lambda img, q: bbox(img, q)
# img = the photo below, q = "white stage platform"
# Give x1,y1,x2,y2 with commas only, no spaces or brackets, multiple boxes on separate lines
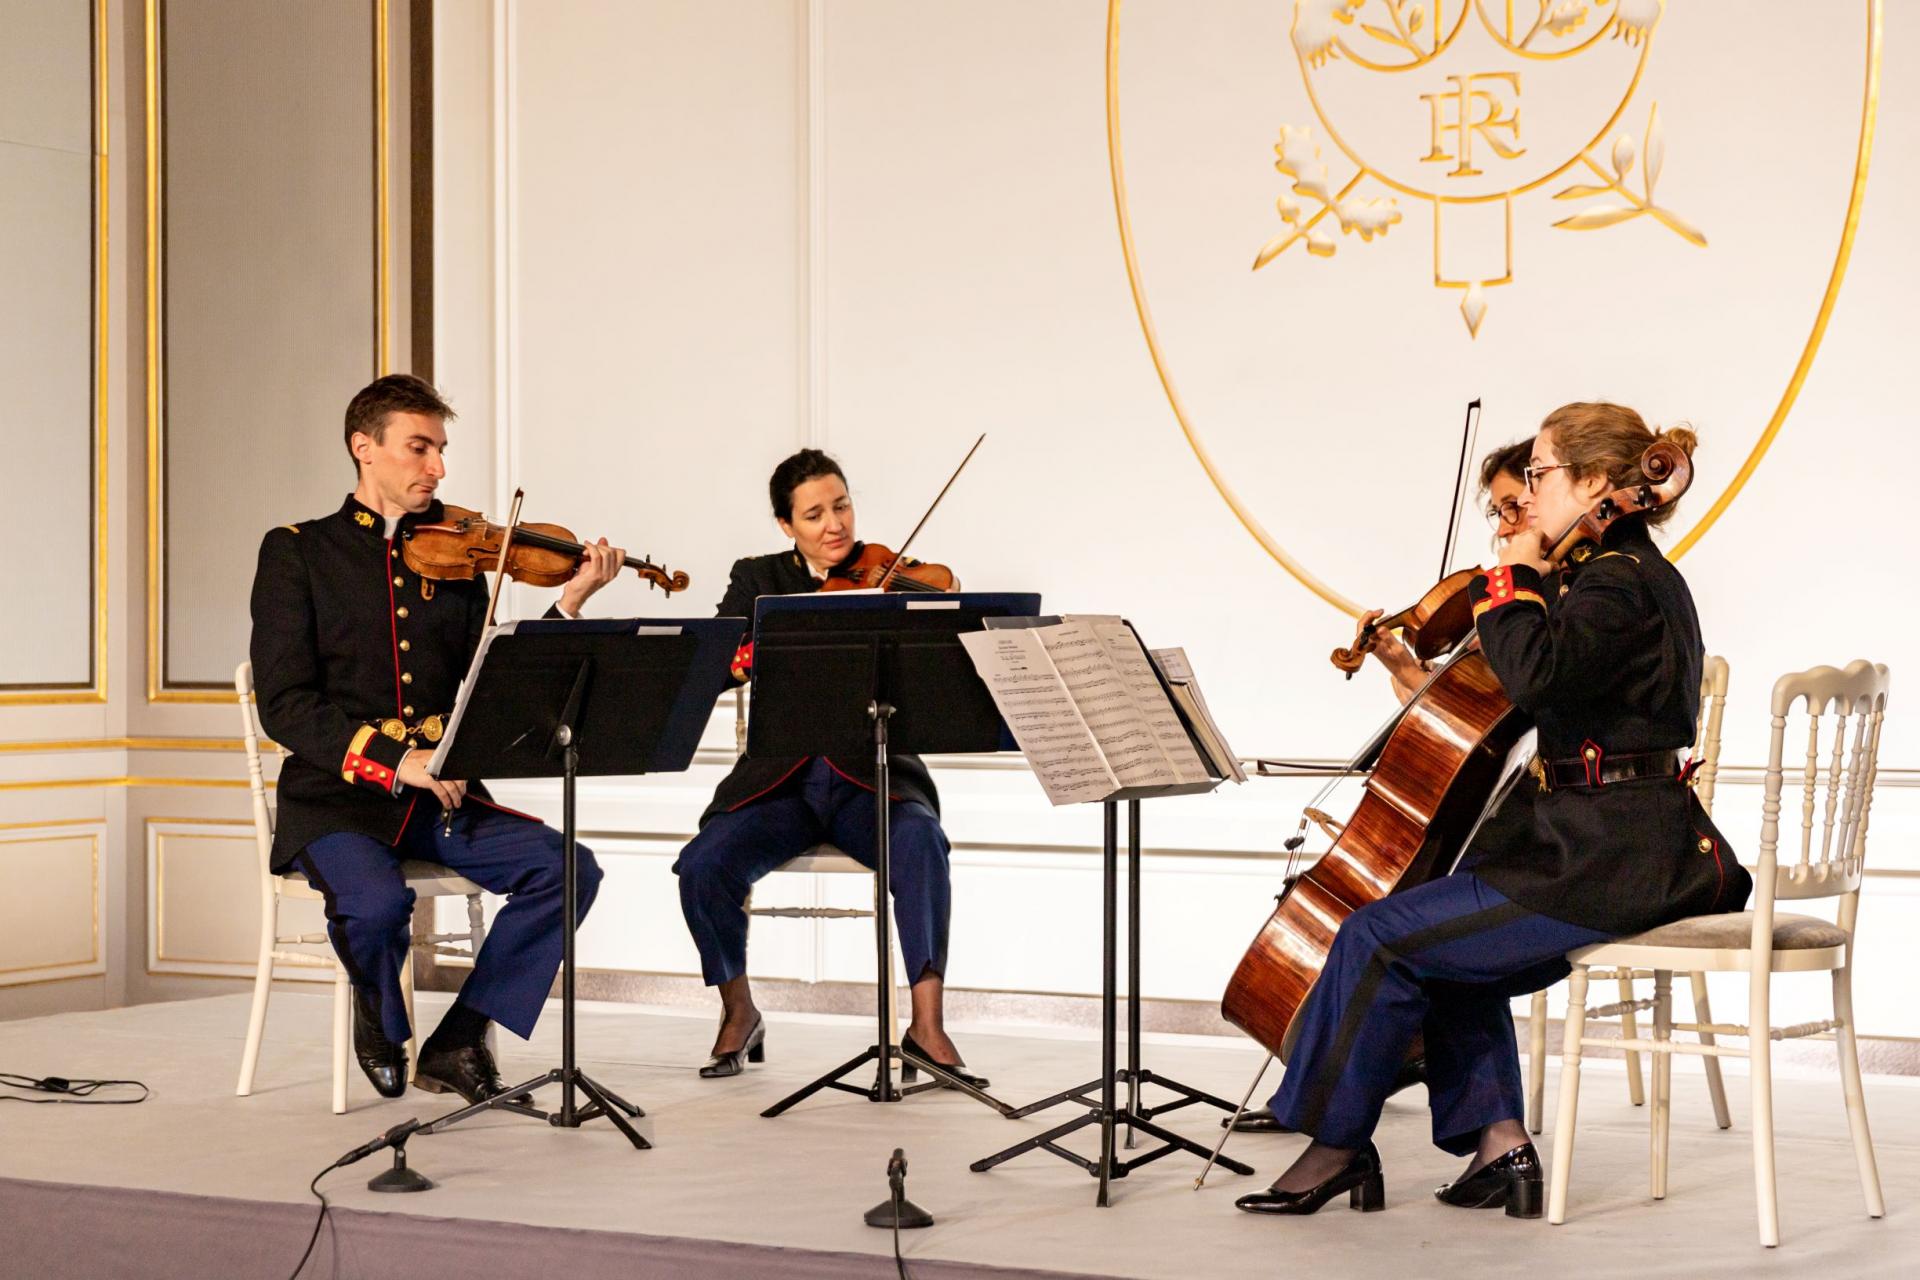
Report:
0,992,1910,1278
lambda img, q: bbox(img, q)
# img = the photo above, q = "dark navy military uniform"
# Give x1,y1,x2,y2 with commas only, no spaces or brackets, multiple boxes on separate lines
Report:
1270,517,1752,1154
673,544,951,986
249,495,601,1043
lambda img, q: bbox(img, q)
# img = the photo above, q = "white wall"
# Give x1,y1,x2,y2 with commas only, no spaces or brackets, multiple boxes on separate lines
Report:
427,0,1917,1039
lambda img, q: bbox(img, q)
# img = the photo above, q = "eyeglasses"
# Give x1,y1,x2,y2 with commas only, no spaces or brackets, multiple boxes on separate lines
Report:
1524,462,1570,493
1483,498,1525,530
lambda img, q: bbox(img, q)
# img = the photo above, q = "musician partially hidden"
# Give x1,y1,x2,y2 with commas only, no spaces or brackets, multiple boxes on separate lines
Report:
250,374,625,1104
1235,403,1752,1218
672,448,987,1087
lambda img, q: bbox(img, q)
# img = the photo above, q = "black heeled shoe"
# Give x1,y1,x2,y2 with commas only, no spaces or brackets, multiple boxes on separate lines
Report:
1434,1142,1543,1219
698,1016,766,1079
1235,1142,1385,1216
898,1033,990,1090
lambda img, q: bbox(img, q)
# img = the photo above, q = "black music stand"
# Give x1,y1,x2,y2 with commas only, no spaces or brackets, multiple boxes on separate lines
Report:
748,591,1039,1120
413,617,740,1153
968,628,1255,1205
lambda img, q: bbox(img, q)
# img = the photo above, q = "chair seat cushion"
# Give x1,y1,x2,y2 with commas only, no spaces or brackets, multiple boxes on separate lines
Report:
1618,910,1848,951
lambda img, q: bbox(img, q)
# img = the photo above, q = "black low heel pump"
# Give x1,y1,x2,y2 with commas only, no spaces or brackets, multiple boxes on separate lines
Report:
698,1016,766,1079
1235,1143,1385,1216
1434,1142,1544,1219
898,1033,990,1090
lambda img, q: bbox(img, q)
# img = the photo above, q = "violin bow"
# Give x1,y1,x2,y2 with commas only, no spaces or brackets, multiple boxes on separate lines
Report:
1439,398,1481,580
876,432,986,588
482,488,526,629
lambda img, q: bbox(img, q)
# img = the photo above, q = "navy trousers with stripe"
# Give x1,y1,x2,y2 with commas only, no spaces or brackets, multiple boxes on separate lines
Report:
1269,872,1612,1156
673,758,951,988
299,804,600,1044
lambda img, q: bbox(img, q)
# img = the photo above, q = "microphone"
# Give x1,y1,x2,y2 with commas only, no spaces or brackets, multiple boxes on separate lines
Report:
336,1118,422,1168
887,1147,907,1189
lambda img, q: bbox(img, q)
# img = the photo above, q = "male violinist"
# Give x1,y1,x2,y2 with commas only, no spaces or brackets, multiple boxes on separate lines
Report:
671,448,987,1088
250,374,625,1103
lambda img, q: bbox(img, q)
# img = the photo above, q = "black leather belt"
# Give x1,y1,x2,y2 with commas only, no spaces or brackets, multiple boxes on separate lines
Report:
1539,746,1687,792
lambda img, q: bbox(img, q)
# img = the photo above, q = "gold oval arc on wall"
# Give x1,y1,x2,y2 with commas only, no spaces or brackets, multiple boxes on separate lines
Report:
1104,0,1884,617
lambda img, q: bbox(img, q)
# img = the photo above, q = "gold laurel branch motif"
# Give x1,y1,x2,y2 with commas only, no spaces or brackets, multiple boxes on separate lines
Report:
1550,102,1706,245
1254,124,1402,270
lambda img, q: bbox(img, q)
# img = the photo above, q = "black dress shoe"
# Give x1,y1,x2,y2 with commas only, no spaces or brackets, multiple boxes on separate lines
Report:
1223,1106,1297,1134
352,989,407,1098
1389,1056,1428,1097
698,1016,766,1079
413,1041,514,1106
1235,1142,1385,1215
899,1033,990,1090
1434,1142,1543,1219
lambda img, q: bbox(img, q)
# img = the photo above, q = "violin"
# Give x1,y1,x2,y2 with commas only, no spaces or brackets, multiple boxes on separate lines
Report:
1221,439,1694,1066
819,432,985,594
1330,440,1692,678
402,503,690,594
820,544,957,593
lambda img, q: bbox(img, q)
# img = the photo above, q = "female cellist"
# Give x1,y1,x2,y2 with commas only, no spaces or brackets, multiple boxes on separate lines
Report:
1235,403,1752,1218
671,448,987,1088
1228,437,1535,1138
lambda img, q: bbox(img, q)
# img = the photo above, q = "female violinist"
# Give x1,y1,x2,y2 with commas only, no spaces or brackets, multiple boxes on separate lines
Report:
672,448,986,1088
1236,403,1752,1219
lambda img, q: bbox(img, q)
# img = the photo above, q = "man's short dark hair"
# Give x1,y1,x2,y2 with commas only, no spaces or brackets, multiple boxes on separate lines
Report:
1478,439,1531,493
769,448,846,521
343,374,457,467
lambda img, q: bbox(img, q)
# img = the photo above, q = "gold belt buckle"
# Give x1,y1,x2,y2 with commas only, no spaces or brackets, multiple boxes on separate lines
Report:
1528,756,1550,793
378,718,406,741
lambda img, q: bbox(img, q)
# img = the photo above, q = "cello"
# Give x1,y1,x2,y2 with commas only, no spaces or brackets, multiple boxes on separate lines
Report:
1219,437,1694,1069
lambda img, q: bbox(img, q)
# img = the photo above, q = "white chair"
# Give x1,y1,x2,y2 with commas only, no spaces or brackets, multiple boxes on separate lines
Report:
1527,655,1734,1132
732,689,902,1031
233,661,492,1113
1547,659,1890,1247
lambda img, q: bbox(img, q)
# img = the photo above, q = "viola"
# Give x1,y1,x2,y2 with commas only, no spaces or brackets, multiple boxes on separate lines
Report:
1221,439,1694,1064
402,503,690,595
1330,440,1692,680
820,543,957,593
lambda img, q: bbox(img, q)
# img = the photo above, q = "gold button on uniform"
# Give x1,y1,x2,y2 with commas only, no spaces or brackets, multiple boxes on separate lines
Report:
394,576,404,587
403,705,414,715
401,672,413,685
397,607,409,618
399,640,410,651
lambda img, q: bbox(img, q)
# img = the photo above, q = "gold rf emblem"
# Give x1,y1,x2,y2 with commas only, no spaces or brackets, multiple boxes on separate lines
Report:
1255,0,1703,337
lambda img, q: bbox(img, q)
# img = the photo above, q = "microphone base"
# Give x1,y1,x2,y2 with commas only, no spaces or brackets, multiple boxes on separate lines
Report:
368,1146,434,1194
864,1194,933,1230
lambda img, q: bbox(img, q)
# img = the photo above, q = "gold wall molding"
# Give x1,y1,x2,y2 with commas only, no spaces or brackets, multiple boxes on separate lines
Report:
0,736,268,754
150,820,255,968
2,0,110,704
0,775,259,793
143,0,391,701
1103,0,1884,614
0,830,102,979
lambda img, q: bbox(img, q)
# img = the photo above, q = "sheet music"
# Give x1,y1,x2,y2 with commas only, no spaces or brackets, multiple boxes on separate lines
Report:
1148,646,1247,783
958,629,1118,804
428,619,520,775
1033,618,1176,789
1077,618,1210,785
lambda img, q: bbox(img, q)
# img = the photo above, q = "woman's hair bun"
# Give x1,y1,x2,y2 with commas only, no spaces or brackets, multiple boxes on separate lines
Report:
1656,423,1698,458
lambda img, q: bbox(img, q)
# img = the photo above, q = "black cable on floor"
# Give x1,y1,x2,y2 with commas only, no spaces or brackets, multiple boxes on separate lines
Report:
891,1182,910,1280
289,1160,341,1280
0,1072,149,1105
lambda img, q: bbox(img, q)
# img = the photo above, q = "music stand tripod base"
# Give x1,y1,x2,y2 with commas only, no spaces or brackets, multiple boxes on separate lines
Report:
968,798,1255,1205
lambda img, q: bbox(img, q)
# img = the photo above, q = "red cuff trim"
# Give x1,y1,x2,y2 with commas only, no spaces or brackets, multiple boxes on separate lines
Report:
731,638,754,678
1473,566,1547,618
341,725,396,790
